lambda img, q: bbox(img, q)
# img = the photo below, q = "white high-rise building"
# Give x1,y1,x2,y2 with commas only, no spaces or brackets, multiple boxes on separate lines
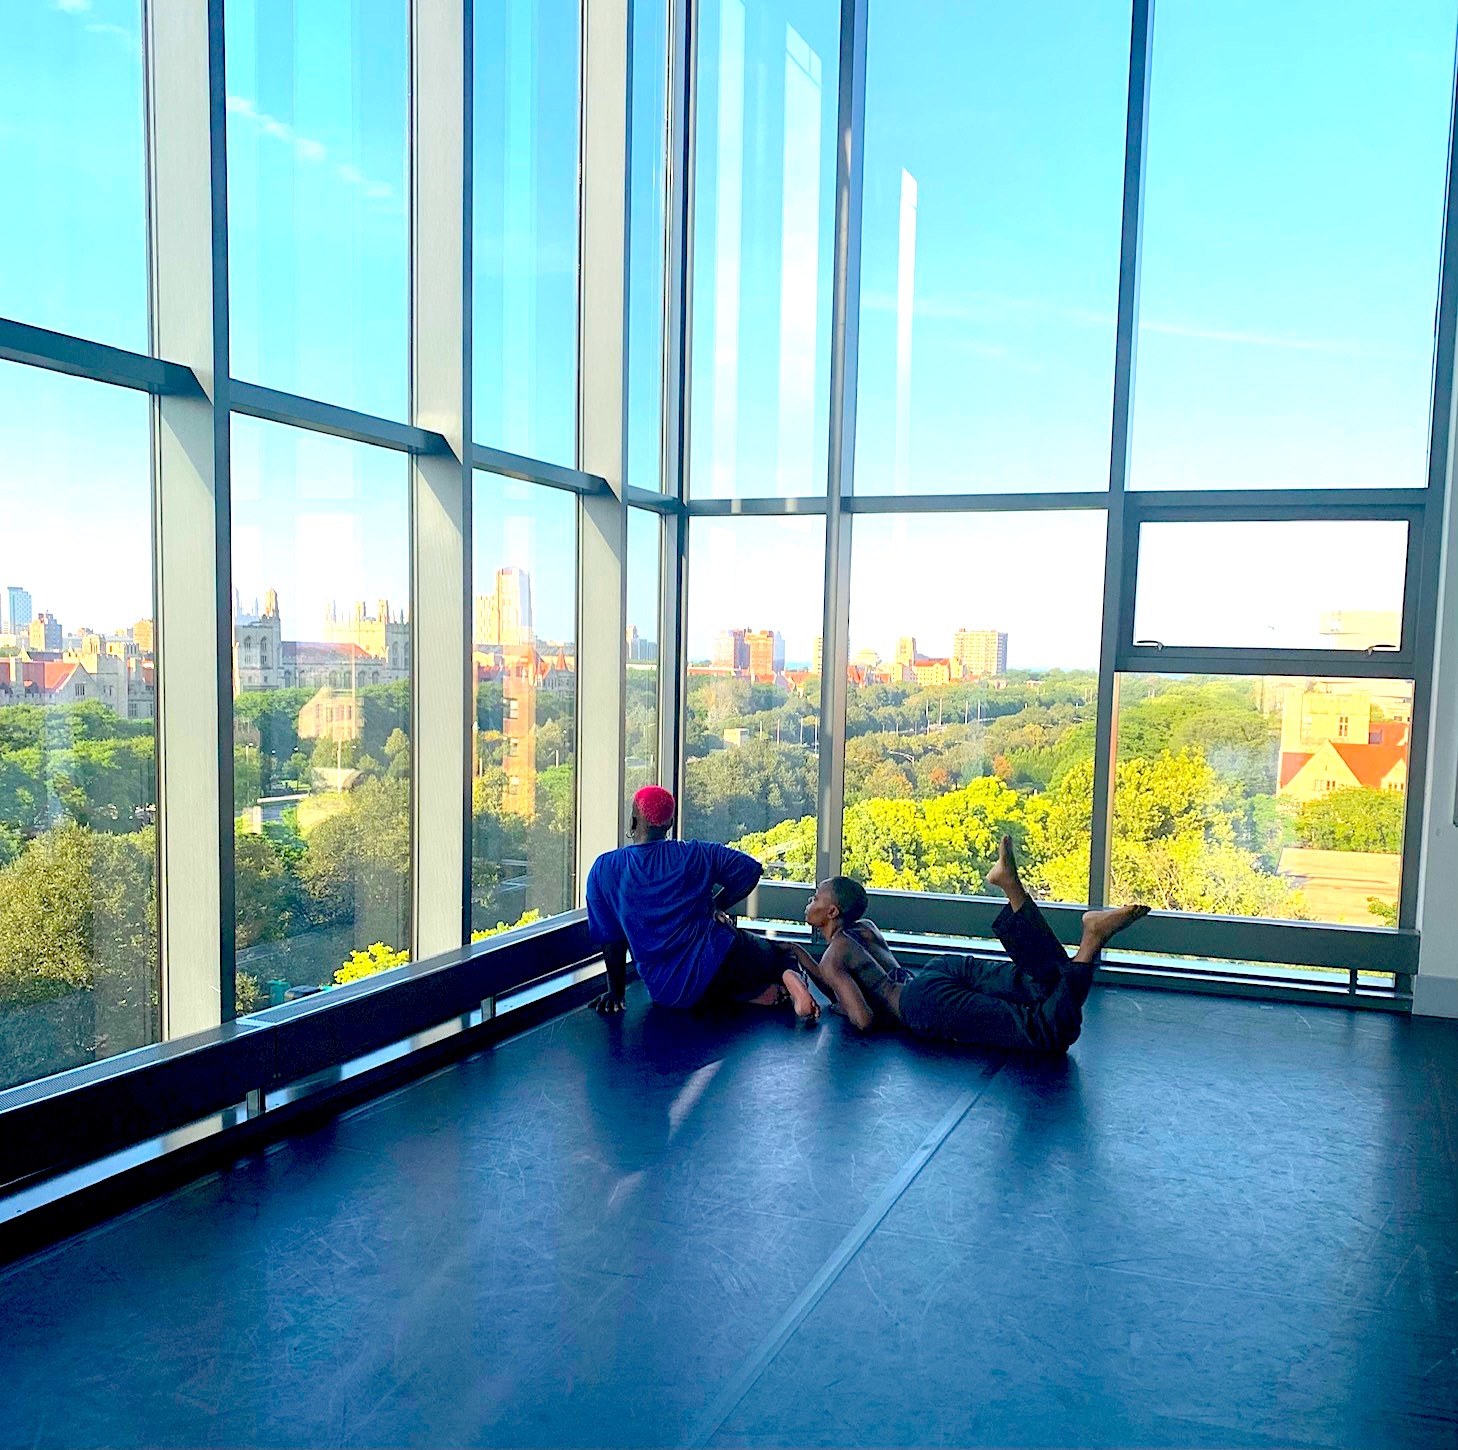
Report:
952,629,1008,678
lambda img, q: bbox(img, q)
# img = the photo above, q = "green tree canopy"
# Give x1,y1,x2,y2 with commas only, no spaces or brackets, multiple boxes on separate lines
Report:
0,823,159,1052
1296,787,1405,854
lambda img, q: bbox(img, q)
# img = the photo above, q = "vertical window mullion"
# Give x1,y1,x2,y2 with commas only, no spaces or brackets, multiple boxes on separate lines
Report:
1088,0,1154,910
146,0,235,1030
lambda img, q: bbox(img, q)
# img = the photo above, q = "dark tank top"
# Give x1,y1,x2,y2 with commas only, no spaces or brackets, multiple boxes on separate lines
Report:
840,924,915,1025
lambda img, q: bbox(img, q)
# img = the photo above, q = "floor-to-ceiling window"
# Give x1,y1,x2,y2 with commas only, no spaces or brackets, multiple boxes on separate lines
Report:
224,2,415,1006
679,0,1457,997
469,0,587,939
1108,0,1452,956
0,4,158,1089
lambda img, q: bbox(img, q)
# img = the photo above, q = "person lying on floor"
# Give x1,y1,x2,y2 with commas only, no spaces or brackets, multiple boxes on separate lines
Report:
586,784,818,1022
785,836,1148,1053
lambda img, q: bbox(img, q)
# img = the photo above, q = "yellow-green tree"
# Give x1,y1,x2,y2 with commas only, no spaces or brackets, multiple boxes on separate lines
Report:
335,941,410,985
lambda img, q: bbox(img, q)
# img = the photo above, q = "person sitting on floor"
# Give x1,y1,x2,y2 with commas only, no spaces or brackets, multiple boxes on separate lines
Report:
786,835,1148,1053
586,785,818,1022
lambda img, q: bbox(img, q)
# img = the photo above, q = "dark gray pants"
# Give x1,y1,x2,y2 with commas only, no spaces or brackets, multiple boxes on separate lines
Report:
896,901,1092,1053
696,926,793,1006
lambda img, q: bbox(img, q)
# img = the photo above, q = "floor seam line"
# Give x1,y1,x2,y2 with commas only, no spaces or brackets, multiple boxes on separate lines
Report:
680,1055,1007,1449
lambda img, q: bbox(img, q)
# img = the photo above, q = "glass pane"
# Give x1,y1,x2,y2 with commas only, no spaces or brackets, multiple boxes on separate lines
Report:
0,366,158,1090
226,0,409,419
689,0,838,498
1133,521,1408,651
626,509,663,800
231,418,412,1008
843,513,1105,903
855,2,1129,495
1130,0,1457,490
474,0,581,466
472,475,578,933
1110,674,1412,926
682,516,824,878
0,1,147,350
629,0,671,490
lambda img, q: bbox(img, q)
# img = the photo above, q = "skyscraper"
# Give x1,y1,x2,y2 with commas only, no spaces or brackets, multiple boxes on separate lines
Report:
28,612,62,652
495,567,532,646
476,567,534,647
745,629,784,677
714,628,749,671
625,625,658,663
953,628,1008,678
6,586,32,635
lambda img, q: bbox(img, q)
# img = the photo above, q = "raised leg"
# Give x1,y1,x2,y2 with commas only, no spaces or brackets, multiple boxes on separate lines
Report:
984,833,1029,913
1074,904,1150,963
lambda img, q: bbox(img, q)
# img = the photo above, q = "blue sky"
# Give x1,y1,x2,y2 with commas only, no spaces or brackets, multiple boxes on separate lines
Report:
2,0,1455,669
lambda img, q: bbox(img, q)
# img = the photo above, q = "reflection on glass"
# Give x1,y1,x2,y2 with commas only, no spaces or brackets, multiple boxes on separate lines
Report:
474,0,581,466
1110,674,1412,927
1133,520,1409,651
226,0,409,419
1130,0,1456,489
0,1,147,349
629,0,671,489
689,0,838,498
682,516,824,878
230,418,411,1009
855,2,1128,495
626,509,663,800
842,513,1106,902
0,366,158,1090
472,474,578,931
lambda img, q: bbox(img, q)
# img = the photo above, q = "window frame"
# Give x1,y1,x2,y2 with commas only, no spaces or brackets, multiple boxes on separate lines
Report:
0,0,1455,1098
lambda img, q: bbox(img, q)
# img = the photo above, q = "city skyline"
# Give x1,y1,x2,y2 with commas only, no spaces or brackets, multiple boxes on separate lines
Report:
8,556,1404,690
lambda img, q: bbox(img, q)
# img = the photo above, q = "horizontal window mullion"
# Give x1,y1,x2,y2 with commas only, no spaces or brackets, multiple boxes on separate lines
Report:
626,485,685,515
1115,647,1415,678
845,491,1113,515
684,495,829,517
0,317,198,396
1127,489,1428,522
471,443,611,496
231,382,442,455
749,881,1418,975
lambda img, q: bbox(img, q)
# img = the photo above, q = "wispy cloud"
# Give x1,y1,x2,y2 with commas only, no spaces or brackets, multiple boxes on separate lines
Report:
1138,318,1360,355
862,288,1115,330
50,1,140,55
226,94,398,204
864,287,1367,357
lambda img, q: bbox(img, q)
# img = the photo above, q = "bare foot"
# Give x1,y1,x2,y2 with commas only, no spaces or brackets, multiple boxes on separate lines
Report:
985,834,1028,911
782,968,820,1023
1078,903,1150,955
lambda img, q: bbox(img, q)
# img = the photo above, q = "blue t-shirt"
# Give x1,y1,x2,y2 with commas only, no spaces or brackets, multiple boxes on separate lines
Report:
586,839,764,1008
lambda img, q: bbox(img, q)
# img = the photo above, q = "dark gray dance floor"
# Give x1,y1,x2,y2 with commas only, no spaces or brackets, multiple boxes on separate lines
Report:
2,983,1456,1448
